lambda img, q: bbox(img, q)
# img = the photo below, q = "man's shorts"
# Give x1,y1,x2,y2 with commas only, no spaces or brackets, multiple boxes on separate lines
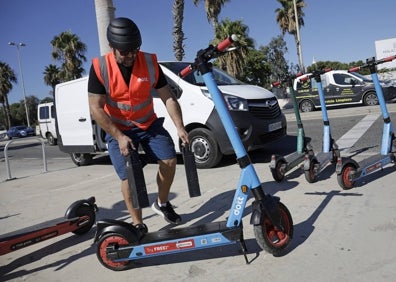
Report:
106,118,176,180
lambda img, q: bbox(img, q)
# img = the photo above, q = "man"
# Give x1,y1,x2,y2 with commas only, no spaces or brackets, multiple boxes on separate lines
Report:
88,17,189,234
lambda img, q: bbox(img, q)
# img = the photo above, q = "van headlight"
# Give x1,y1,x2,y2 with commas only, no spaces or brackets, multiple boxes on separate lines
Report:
224,94,248,111
201,90,248,111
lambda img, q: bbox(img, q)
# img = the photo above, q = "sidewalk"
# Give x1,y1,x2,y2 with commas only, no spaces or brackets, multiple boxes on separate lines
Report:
1,152,396,281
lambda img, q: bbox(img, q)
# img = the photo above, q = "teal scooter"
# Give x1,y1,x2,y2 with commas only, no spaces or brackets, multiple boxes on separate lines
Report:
269,76,314,181
336,56,396,189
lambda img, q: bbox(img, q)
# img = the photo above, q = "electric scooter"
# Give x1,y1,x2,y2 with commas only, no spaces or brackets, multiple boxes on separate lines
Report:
0,196,97,255
336,55,396,189
301,69,340,183
269,76,314,181
94,35,294,271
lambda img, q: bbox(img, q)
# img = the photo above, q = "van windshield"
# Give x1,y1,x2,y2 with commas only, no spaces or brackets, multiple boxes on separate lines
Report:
159,62,244,86
350,72,373,83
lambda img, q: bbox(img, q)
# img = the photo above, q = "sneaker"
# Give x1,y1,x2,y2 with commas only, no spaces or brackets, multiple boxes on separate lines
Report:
134,223,148,235
151,201,182,224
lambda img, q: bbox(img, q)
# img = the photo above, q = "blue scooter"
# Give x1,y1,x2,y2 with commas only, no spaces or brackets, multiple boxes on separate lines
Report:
301,69,340,183
270,75,314,181
94,35,294,271
336,55,396,189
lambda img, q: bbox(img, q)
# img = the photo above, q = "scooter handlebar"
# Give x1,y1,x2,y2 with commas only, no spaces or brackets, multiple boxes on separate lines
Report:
349,55,396,72
179,34,238,78
271,72,304,87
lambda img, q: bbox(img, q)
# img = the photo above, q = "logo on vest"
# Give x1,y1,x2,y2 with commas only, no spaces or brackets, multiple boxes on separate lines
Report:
139,77,149,82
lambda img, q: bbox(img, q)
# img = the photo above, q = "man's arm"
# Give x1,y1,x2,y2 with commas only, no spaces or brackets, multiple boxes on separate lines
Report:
88,93,133,155
156,85,189,145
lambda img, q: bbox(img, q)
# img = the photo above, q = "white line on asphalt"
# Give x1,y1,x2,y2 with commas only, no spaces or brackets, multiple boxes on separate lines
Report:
336,112,380,152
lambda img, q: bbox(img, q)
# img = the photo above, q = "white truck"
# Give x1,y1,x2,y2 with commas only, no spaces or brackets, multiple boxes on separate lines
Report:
37,102,57,145
293,70,396,112
55,62,287,168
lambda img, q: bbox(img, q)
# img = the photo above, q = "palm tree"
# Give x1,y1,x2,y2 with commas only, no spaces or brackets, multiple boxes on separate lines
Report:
94,0,115,55
172,0,185,61
0,61,17,129
43,64,61,98
213,18,254,79
275,0,306,72
193,0,230,32
51,31,87,81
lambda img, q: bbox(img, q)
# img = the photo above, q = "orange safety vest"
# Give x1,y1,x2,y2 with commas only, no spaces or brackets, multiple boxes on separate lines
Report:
92,51,159,130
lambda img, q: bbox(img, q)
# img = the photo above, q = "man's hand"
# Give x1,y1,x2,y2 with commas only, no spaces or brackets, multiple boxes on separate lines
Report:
117,134,135,156
178,127,189,146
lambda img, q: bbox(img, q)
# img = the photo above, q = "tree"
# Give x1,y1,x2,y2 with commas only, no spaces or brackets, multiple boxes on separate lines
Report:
212,18,254,79
240,36,289,89
241,48,272,87
43,64,61,98
51,31,87,81
262,35,290,83
194,0,230,31
0,61,17,129
172,0,185,61
94,0,115,55
275,0,306,72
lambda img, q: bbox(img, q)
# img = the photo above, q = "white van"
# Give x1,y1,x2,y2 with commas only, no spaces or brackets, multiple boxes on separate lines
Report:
55,62,286,168
37,102,57,145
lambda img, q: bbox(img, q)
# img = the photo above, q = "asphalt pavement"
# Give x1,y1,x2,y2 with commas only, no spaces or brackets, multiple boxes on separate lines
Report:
1,108,396,282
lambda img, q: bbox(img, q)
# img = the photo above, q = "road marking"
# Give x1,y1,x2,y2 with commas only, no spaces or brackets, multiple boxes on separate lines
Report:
336,112,380,152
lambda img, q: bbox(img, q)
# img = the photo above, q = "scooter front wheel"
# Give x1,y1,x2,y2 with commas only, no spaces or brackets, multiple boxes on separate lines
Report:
253,202,293,256
271,159,286,182
337,163,357,190
72,205,96,235
97,233,131,271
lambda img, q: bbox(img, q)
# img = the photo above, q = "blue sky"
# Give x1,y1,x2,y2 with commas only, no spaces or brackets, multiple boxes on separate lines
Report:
1,0,395,104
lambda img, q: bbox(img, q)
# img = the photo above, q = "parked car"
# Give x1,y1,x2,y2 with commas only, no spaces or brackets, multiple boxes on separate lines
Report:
6,126,35,139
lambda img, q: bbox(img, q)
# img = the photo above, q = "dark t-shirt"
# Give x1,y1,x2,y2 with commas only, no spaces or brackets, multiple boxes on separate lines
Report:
88,59,168,94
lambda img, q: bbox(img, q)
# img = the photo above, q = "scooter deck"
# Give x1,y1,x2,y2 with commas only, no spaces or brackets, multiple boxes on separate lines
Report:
0,216,85,255
102,220,244,262
140,221,241,245
353,153,395,179
284,151,305,169
0,216,78,242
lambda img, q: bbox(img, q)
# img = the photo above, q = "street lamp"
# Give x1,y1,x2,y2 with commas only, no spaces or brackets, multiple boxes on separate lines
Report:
8,41,31,127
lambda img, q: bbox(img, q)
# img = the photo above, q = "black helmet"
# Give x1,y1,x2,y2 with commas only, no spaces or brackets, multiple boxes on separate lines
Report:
107,17,142,50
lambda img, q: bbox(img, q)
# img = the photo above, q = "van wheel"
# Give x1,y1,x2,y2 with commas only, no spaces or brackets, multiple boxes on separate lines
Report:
70,153,93,166
47,133,57,146
363,92,379,106
189,128,222,169
299,100,314,112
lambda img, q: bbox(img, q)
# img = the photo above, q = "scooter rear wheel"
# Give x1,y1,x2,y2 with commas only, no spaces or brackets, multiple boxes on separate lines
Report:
253,202,293,256
97,233,131,271
304,158,318,183
271,160,286,182
337,163,356,190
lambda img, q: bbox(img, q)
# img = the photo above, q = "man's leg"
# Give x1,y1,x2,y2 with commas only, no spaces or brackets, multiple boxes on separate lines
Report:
156,158,177,204
121,179,143,224
151,157,181,224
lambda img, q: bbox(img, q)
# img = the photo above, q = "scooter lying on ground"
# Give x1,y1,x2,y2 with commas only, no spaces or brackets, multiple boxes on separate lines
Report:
269,75,314,182
300,69,340,183
94,35,294,271
336,55,396,189
0,196,97,255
